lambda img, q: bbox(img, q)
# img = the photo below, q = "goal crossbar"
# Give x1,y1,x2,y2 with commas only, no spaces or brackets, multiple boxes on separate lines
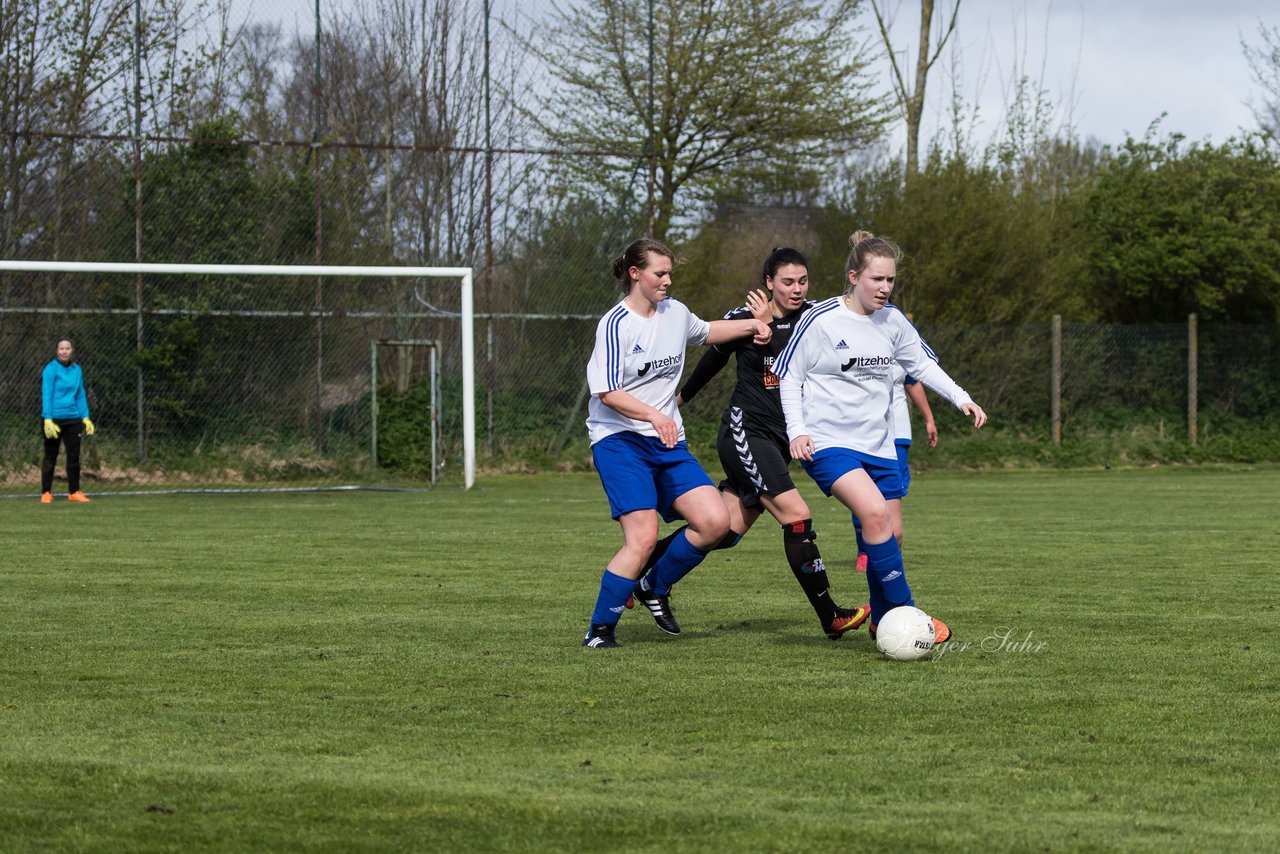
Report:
0,259,476,490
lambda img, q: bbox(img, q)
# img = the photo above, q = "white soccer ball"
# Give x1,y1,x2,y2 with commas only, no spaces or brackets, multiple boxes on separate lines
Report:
875,606,936,661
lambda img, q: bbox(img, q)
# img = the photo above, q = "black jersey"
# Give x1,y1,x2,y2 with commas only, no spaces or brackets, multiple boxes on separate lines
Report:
680,301,814,446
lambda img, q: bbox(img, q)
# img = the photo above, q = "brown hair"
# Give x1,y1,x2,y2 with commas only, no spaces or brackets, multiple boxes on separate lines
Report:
610,238,674,294
845,230,902,277
761,246,808,285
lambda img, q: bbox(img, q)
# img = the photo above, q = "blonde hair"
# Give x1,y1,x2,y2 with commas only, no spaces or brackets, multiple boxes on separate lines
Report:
845,230,902,275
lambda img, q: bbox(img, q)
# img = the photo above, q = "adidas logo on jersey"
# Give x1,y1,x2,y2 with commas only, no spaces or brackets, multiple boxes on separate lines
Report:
835,339,849,350
631,344,644,354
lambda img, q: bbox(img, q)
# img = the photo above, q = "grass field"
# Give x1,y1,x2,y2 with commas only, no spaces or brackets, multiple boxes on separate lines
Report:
2,468,1278,852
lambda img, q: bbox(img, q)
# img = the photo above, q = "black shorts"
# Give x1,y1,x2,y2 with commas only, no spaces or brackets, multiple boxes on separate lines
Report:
715,407,797,508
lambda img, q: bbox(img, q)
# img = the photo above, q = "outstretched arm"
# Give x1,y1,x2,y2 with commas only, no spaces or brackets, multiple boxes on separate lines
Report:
903,360,987,430
706,317,770,347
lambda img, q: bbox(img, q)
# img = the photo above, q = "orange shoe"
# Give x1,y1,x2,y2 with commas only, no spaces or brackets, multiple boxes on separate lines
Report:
40,492,53,504
869,617,949,645
931,617,951,644
67,491,91,503
825,604,871,640
854,553,868,572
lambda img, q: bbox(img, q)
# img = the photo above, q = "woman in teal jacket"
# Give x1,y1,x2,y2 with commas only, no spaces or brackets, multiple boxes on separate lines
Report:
41,338,95,503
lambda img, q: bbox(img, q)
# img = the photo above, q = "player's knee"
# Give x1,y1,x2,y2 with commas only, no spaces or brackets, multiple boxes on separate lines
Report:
860,507,892,539
691,507,730,542
627,529,659,556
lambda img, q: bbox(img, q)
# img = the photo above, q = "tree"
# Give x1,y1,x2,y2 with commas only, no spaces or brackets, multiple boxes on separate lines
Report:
1243,21,1280,142
534,0,885,242
0,0,230,262
870,0,961,176
827,148,1091,326
1085,134,1280,324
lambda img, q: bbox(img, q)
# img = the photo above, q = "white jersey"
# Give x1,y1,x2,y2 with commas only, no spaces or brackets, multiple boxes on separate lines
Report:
586,297,710,445
774,297,971,461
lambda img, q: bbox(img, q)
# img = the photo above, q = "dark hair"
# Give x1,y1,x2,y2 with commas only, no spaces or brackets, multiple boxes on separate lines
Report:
610,238,674,294
845,230,901,275
761,246,808,285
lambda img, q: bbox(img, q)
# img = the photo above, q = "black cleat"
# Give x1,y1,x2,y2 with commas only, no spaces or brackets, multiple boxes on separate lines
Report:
633,580,681,635
582,623,621,649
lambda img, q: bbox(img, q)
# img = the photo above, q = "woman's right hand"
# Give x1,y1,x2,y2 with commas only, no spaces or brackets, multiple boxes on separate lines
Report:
789,435,814,461
746,288,772,324
650,412,680,448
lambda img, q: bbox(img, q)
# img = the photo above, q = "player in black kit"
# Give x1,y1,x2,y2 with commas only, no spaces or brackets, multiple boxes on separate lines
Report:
632,247,870,640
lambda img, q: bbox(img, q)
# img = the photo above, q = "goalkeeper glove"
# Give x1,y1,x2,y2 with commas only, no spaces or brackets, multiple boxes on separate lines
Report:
82,418,95,436
43,419,60,439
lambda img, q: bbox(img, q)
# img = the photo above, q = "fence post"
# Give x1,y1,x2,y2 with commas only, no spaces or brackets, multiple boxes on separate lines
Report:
1188,313,1198,446
1051,314,1062,446
370,341,379,465
312,0,325,453
133,0,146,462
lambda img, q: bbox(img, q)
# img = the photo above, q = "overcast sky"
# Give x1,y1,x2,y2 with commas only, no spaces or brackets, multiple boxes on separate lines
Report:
892,0,1277,148
235,0,1278,148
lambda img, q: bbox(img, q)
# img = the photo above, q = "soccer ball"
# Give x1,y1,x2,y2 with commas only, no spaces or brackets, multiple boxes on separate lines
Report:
875,606,936,661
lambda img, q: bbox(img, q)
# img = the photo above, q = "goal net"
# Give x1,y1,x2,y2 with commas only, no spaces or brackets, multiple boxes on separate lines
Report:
0,260,475,494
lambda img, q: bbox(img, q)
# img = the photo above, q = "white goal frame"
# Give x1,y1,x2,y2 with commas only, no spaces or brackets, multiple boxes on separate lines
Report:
370,339,441,485
0,260,476,490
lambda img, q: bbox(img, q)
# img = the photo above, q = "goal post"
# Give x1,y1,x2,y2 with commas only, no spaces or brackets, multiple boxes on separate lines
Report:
0,259,476,490
371,339,442,485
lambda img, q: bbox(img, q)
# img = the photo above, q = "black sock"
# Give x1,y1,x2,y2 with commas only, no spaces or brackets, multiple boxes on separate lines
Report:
782,519,837,625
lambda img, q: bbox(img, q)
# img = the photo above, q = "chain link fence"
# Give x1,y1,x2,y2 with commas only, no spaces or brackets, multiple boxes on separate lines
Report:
3,275,1279,494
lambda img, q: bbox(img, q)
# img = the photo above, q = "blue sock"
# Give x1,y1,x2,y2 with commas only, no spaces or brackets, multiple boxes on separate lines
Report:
648,527,710,596
590,568,638,627
863,536,913,624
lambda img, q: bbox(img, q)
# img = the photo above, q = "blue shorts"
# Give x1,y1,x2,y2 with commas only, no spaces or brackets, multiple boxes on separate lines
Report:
592,432,715,522
895,440,911,495
802,447,906,501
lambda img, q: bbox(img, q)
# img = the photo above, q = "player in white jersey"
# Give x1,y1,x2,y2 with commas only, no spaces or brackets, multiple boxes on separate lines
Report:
774,231,987,645
582,238,772,649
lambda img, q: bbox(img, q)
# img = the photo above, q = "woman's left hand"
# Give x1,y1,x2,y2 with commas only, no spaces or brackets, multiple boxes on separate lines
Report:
750,319,772,345
961,403,987,429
